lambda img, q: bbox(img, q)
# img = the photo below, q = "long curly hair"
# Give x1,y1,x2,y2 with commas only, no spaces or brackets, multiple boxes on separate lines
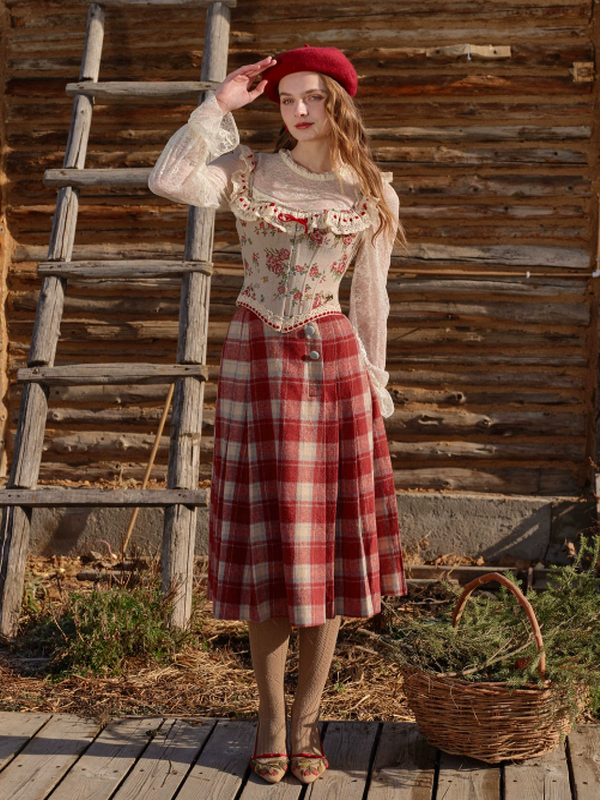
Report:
273,74,406,247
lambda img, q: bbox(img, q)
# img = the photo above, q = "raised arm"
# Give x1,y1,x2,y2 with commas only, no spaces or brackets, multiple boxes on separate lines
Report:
148,56,276,208
348,181,399,418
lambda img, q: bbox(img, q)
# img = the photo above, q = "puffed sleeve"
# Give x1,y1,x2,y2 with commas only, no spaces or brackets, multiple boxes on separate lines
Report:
148,92,243,209
348,179,399,418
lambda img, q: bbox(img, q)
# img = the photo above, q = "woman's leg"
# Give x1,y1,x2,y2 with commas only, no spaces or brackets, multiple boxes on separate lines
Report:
290,616,341,756
247,616,292,757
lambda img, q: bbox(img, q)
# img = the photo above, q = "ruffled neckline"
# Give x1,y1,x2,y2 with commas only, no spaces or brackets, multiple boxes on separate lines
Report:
279,149,338,181
229,145,380,235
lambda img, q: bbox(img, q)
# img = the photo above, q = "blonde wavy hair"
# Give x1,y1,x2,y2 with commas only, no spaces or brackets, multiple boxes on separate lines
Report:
274,73,406,247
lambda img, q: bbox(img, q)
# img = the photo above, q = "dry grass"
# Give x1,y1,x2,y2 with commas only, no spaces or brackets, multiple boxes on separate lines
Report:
0,555,418,725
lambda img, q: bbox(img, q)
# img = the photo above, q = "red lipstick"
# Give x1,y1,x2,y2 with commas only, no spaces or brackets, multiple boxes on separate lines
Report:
295,122,313,129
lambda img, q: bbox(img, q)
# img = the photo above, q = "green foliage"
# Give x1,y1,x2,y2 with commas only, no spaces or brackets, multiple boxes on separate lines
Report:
387,536,600,719
19,577,190,677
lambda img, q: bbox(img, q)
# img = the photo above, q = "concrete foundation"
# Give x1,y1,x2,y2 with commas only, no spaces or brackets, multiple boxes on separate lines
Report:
27,492,597,565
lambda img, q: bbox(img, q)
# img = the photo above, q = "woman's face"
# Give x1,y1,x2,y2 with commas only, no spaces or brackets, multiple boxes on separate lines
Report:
278,72,330,143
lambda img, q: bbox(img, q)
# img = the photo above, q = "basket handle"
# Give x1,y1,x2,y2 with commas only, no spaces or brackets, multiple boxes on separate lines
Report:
451,572,546,679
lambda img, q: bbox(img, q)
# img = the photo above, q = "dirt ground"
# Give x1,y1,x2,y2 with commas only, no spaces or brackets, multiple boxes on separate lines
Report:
0,554,423,725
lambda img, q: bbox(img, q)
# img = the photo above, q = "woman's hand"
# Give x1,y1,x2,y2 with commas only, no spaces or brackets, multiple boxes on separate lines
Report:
214,57,276,114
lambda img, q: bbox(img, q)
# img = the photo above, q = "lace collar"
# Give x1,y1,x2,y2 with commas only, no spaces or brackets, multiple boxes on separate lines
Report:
278,149,353,182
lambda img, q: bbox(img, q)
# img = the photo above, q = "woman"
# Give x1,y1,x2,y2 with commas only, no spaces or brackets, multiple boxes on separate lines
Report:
149,46,407,785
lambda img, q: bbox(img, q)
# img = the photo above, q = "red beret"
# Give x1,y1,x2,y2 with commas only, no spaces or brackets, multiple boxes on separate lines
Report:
262,44,358,103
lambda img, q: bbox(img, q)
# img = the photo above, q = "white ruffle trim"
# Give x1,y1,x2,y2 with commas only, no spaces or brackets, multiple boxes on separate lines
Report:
229,146,381,236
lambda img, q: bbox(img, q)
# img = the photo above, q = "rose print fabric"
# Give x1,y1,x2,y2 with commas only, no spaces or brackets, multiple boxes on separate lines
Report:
148,93,399,416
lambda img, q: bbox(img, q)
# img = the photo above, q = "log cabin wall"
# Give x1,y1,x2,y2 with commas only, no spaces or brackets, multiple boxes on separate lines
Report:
0,0,10,477
1,0,599,498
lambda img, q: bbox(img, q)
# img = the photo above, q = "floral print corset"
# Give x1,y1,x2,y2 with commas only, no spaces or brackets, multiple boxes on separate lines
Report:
147,93,399,415
230,148,380,332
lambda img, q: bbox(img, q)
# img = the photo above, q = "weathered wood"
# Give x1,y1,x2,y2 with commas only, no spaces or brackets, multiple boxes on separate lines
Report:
0,714,100,800
66,80,216,100
35,461,214,484
568,726,600,800
388,299,589,326
0,488,208,507
38,260,213,278
29,466,586,496
388,368,584,389
47,717,161,800
175,720,252,800
505,744,571,800
385,410,584,437
0,713,51,771
398,244,590,269
387,353,587,367
307,721,378,800
0,1,106,638
112,718,215,800
18,363,209,386
44,167,152,188
390,386,583,407
4,0,600,505
389,440,584,462
96,0,237,6
43,383,218,404
387,276,589,298
390,467,579,495
373,146,587,166
40,406,584,439
368,721,436,800
162,0,230,630
436,753,501,799
359,125,592,142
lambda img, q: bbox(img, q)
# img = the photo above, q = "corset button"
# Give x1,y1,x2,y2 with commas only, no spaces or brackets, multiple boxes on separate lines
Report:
305,324,316,336
309,350,320,361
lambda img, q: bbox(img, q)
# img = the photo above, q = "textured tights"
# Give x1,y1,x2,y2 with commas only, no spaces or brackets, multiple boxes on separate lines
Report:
247,616,340,756
247,617,291,756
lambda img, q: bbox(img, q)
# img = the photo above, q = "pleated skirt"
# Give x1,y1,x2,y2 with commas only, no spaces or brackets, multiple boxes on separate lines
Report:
207,307,407,627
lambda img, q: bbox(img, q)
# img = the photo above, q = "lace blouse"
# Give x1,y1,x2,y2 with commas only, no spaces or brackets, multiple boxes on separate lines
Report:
148,93,398,416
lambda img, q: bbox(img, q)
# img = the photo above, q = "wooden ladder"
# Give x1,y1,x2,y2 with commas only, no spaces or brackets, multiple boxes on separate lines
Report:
0,0,236,637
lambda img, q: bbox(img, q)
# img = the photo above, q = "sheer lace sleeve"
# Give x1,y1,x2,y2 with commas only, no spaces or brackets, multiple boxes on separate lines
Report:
148,92,242,209
348,180,399,418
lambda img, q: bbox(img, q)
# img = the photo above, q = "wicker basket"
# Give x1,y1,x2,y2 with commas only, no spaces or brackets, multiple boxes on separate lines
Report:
402,572,572,763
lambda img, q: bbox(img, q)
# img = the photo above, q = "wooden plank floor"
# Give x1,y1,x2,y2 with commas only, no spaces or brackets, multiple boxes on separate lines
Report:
0,713,598,799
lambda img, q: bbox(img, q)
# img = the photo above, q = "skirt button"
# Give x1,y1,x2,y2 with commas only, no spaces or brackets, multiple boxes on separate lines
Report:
305,324,316,336
309,350,320,361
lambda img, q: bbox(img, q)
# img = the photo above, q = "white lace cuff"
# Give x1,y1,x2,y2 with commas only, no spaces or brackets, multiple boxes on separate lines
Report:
187,92,240,159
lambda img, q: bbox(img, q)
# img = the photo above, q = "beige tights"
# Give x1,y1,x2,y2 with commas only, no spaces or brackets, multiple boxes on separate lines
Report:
247,616,341,757
291,616,341,755
247,617,292,756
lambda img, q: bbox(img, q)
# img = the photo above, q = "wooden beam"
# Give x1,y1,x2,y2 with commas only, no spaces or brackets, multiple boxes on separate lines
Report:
65,80,218,101
37,260,213,278
162,0,230,630
94,0,236,6
0,489,209,507
17,364,209,386
44,168,151,189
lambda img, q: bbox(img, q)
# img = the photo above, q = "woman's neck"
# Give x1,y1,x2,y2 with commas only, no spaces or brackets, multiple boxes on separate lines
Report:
289,140,333,175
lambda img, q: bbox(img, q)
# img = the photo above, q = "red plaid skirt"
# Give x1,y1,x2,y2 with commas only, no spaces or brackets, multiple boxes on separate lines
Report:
207,308,406,627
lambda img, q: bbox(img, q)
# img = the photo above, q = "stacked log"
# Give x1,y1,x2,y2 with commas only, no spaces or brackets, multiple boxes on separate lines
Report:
2,0,598,495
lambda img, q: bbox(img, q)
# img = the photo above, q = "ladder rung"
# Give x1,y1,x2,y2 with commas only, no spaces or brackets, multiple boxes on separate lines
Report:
0,488,209,507
18,364,208,386
94,0,236,6
66,81,218,101
38,260,213,278
44,168,151,189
